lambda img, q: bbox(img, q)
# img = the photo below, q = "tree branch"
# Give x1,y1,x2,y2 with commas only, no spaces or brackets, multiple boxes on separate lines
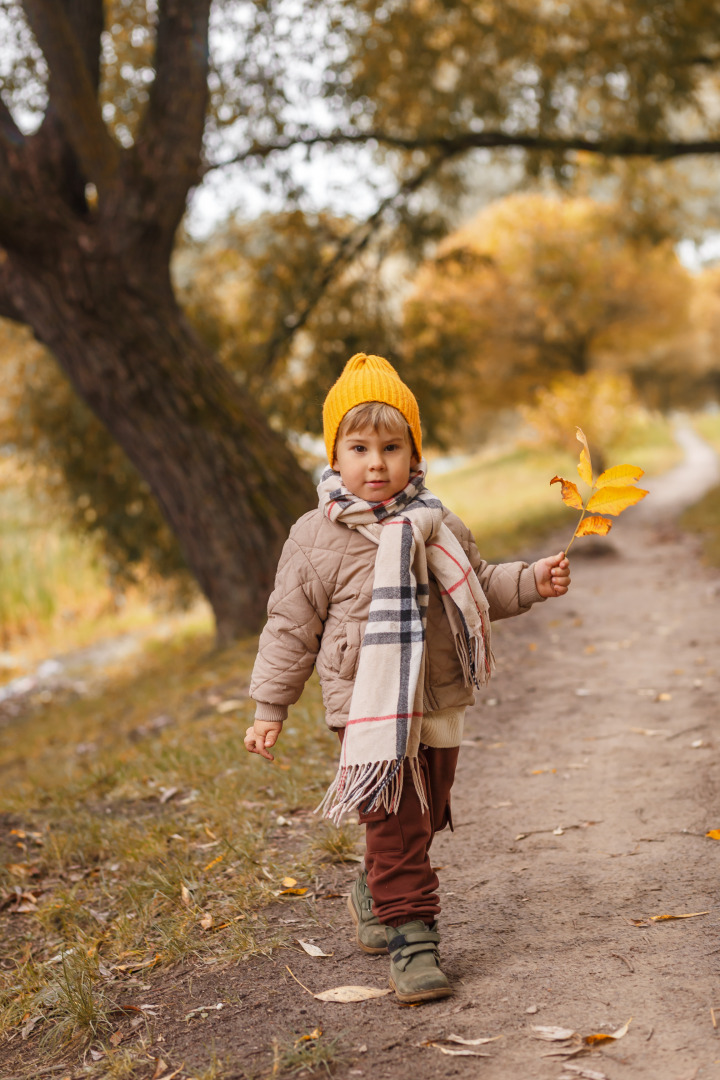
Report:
133,0,211,238
258,154,454,375
207,128,720,171
22,0,119,190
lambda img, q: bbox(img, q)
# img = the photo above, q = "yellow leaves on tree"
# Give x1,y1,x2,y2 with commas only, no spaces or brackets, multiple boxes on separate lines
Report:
551,428,648,550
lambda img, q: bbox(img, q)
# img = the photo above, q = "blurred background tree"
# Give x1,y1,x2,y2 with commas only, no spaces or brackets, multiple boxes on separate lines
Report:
402,193,706,450
1,0,719,637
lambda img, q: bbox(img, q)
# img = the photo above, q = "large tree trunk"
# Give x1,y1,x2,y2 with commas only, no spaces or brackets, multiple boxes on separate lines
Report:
9,253,315,642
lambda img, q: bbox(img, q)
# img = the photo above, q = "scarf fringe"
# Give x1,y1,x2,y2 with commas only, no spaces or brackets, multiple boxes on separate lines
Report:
316,756,429,824
455,617,495,689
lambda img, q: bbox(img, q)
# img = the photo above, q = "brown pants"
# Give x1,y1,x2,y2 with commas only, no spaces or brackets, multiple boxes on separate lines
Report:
337,732,458,927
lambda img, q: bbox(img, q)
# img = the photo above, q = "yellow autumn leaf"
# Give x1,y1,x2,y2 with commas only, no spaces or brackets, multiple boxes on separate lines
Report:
595,463,645,488
282,876,298,887
296,1028,322,1043
586,485,648,516
574,515,612,537
576,427,593,486
550,475,584,509
650,911,709,922
280,886,308,895
584,1019,632,1045
706,830,720,840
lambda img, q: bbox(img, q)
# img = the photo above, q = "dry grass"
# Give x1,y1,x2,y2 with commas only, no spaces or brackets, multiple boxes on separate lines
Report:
0,629,346,1063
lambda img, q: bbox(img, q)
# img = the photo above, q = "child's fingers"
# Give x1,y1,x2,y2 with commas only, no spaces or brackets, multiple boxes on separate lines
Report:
243,726,275,761
255,739,275,761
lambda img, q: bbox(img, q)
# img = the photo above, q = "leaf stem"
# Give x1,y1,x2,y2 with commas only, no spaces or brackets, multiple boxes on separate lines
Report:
565,502,588,554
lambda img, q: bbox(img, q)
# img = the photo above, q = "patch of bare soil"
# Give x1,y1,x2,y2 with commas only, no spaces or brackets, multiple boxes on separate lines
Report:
4,439,720,1080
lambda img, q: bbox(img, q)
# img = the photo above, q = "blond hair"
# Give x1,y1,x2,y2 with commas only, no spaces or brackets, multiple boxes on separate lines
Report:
335,402,417,458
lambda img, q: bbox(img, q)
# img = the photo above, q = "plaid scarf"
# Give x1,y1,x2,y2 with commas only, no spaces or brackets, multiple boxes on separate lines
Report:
316,462,492,823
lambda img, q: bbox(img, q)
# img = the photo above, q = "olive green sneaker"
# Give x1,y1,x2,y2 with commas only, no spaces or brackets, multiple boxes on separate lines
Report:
347,871,389,954
386,920,452,1003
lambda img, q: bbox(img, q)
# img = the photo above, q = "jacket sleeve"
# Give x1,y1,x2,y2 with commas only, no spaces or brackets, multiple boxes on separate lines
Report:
250,531,330,722
444,510,544,622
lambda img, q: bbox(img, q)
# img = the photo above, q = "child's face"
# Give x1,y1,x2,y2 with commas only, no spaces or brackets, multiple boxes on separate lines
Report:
333,423,419,502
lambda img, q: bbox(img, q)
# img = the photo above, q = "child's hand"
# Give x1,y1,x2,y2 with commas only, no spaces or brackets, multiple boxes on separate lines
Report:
534,552,571,598
244,720,283,761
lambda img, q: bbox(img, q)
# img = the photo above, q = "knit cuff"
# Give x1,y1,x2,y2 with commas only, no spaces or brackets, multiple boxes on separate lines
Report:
519,565,545,608
254,702,288,724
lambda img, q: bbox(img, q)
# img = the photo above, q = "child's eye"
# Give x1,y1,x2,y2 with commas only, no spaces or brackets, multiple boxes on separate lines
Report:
352,444,366,453
385,444,399,452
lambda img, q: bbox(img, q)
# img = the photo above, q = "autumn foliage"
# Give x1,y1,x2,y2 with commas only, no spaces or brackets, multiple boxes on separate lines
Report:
551,428,648,550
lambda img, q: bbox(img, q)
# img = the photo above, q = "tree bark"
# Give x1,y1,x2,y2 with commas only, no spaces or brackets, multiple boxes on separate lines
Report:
4,249,315,642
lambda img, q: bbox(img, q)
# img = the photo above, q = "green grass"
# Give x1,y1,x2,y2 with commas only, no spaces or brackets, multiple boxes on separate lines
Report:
431,415,681,559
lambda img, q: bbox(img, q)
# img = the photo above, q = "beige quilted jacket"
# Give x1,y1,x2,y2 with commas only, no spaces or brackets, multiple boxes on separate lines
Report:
250,507,544,729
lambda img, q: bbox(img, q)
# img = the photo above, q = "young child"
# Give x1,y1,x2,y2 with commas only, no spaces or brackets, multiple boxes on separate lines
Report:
245,353,570,1004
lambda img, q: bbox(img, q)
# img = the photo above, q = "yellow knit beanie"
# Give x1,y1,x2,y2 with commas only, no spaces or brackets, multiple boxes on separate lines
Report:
322,353,422,465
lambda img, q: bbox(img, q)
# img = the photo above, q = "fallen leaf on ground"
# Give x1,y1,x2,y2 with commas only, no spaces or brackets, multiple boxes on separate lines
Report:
155,1067,184,1080
112,953,161,973
706,830,720,840
202,853,224,873
21,1014,41,1039
282,877,298,887
280,887,308,896
5,863,33,879
314,985,391,1002
109,1029,123,1046
199,912,213,930
158,786,180,804
298,940,333,958
286,964,391,1002
445,1034,502,1046
650,911,709,921
584,1019,631,1044
531,1025,576,1041
560,1066,608,1080
180,885,191,907
150,1060,166,1080
423,1044,491,1056
184,1002,225,1021
296,1028,322,1043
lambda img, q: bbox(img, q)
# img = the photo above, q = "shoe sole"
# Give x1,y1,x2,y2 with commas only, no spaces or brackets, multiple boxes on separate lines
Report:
389,974,453,1003
346,892,388,955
